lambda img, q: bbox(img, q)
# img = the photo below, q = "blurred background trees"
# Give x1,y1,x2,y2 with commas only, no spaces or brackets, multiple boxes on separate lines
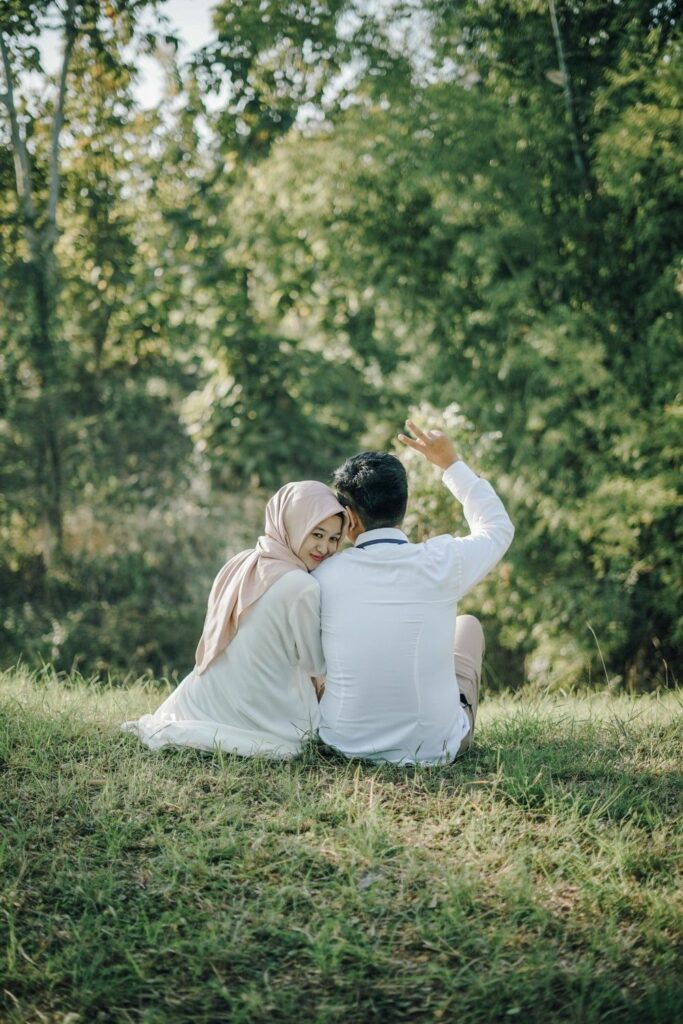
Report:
1,0,680,688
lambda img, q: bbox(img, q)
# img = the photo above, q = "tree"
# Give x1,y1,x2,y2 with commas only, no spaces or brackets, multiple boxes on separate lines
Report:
220,0,682,687
0,0,169,559
1,0,79,557
176,0,409,489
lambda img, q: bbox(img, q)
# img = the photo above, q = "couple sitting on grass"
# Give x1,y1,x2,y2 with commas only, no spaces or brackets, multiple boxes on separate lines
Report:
123,417,514,766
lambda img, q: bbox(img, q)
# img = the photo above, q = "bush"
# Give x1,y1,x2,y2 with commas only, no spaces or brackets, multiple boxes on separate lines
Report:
0,491,263,681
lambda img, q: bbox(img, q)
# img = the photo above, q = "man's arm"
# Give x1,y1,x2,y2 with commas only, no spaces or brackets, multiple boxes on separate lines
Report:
398,418,514,597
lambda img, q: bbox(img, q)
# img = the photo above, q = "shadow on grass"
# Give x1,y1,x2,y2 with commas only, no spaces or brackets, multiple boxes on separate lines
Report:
303,708,683,831
467,711,683,828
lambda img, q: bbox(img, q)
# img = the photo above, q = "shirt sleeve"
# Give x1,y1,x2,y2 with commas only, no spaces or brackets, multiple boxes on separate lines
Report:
442,459,515,598
287,578,326,676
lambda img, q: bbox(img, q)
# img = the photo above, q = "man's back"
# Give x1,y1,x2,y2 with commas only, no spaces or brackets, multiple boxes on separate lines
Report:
315,459,514,765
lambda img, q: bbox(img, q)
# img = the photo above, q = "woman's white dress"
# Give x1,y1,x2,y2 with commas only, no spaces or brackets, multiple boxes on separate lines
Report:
121,572,323,758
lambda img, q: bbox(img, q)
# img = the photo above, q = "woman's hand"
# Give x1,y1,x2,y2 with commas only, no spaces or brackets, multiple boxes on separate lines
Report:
398,419,460,471
312,675,325,702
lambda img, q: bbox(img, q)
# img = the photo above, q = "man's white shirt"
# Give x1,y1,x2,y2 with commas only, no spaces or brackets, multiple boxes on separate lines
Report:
314,460,514,765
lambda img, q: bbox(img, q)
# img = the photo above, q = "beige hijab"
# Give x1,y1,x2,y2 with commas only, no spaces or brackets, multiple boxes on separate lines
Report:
195,480,346,674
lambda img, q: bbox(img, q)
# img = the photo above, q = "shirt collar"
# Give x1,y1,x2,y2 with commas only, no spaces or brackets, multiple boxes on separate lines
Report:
354,527,409,548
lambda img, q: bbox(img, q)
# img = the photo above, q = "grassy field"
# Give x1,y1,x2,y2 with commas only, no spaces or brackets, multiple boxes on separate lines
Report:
1,668,681,1023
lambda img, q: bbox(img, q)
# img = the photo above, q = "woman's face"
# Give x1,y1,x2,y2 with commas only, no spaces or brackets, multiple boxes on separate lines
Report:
298,515,343,571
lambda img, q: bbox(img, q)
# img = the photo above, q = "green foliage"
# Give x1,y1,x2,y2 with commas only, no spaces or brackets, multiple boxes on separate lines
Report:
1,0,681,685
0,491,263,679
228,2,681,688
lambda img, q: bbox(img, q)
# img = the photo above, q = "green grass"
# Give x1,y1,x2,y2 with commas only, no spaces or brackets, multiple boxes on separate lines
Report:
1,668,681,1023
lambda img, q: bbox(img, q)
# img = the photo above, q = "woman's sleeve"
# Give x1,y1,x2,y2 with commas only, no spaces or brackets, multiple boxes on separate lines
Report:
288,579,325,676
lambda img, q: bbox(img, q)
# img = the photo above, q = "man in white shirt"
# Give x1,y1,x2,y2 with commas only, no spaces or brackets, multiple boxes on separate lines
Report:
314,419,514,765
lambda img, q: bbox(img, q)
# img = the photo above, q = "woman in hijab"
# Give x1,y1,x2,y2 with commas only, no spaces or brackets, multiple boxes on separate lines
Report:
122,481,345,758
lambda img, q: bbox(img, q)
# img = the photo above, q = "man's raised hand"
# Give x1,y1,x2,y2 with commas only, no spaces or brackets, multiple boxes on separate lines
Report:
397,419,460,471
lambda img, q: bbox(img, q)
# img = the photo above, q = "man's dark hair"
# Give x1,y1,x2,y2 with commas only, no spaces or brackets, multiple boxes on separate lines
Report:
332,451,408,530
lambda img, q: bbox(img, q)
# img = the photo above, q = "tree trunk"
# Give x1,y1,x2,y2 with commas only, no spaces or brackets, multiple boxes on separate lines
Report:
1,4,77,562
30,253,64,558
548,0,589,191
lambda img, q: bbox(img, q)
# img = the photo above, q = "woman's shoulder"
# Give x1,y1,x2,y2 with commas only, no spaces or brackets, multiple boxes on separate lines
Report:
257,571,320,625
268,569,319,600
